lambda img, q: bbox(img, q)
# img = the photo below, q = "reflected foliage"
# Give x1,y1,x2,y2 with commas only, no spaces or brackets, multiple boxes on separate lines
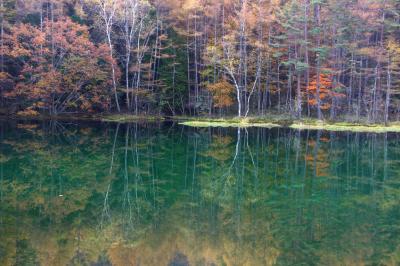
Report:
0,121,400,265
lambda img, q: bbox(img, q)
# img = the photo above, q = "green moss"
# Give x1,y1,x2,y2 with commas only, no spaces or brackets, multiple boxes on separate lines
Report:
180,120,280,128
179,116,400,133
290,122,400,133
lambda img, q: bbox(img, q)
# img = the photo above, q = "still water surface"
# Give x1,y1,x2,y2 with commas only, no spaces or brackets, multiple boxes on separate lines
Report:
0,120,400,265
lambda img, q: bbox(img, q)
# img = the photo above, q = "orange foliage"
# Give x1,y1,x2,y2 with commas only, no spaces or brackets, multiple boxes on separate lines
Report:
305,140,330,177
3,17,114,114
206,79,235,108
306,74,345,110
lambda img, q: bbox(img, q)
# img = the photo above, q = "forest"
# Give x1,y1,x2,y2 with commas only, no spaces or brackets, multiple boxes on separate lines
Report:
0,0,400,123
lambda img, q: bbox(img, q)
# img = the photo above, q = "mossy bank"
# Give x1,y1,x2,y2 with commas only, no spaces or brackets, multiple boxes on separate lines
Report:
179,116,400,133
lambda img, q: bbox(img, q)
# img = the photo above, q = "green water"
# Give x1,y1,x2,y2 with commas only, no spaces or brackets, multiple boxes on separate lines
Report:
0,121,400,266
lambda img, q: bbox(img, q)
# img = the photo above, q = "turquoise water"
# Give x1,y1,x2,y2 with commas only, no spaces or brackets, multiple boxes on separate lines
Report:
0,120,400,265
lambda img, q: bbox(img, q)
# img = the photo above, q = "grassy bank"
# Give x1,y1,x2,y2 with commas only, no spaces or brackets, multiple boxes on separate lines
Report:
178,118,280,128
289,121,400,133
100,114,165,122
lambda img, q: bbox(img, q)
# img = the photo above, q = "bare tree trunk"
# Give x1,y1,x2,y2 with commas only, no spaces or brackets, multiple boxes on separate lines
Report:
348,52,355,117
357,58,363,121
0,0,4,73
295,45,302,118
304,0,310,117
239,0,247,117
108,33,121,112
124,6,132,111
0,0,4,107
315,3,322,120
50,0,56,115
277,63,281,112
186,17,191,116
371,65,378,122
384,57,392,125
194,10,199,113
97,0,121,112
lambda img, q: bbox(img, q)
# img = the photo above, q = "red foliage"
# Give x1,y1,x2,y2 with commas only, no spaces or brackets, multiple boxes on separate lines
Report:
3,17,115,114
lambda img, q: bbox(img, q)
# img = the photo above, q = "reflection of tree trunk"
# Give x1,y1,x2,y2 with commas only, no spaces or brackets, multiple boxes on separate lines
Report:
313,130,321,178
370,134,376,190
123,124,132,224
245,129,256,174
109,123,120,175
228,128,241,172
184,133,190,188
100,184,111,228
294,130,301,181
354,132,360,185
274,128,280,181
132,123,141,215
0,123,3,209
101,123,121,228
150,139,156,211
192,136,198,198
383,133,388,188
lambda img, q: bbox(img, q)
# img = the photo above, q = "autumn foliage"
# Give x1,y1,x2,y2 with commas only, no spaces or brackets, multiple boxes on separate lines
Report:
3,17,114,115
306,74,346,111
0,0,399,120
207,79,235,108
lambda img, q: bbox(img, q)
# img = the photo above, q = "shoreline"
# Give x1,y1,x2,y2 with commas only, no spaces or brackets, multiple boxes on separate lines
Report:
2,114,400,133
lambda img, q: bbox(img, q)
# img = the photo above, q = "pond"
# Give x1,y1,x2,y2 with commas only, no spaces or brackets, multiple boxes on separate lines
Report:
0,120,399,265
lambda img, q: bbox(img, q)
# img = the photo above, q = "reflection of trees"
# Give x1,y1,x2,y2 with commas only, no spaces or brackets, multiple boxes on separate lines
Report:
0,122,400,265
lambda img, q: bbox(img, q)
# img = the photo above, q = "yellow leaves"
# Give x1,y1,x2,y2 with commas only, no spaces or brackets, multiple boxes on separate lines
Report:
17,108,40,117
81,100,92,111
358,47,373,57
386,37,400,67
33,102,46,108
17,123,39,130
387,38,400,54
0,71,12,80
182,0,201,11
206,79,235,108
158,33,169,41
203,135,234,162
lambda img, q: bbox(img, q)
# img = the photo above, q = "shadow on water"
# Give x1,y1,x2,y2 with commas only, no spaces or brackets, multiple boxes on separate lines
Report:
0,120,400,265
